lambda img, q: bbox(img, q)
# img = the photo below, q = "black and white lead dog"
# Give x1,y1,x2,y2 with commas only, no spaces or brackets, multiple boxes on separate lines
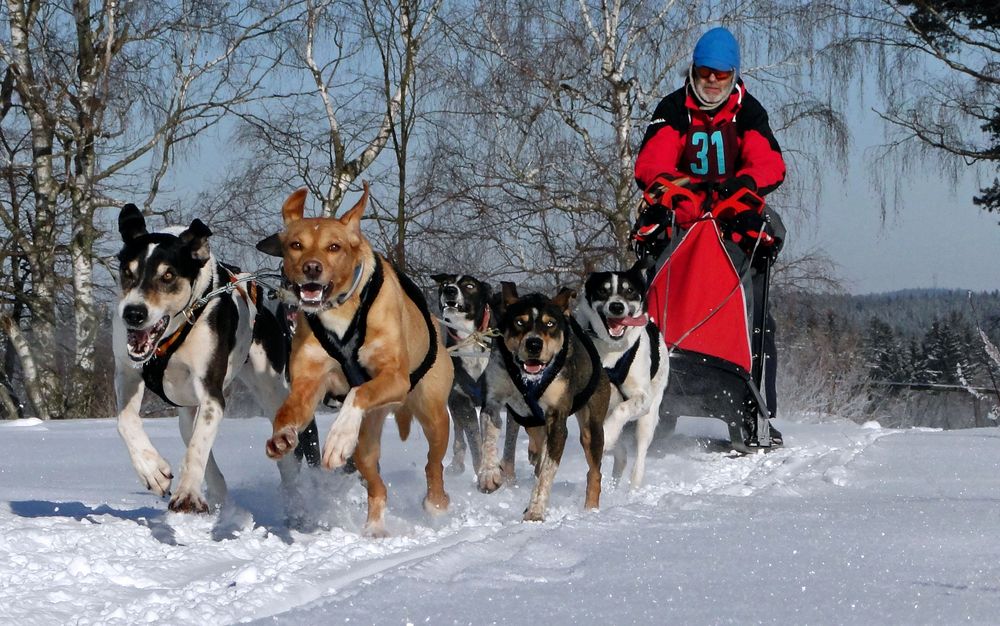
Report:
576,265,669,488
432,274,518,479
113,204,317,513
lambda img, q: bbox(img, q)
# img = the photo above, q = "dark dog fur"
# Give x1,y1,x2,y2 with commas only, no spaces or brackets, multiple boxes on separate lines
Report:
431,274,518,478
477,282,610,521
113,205,317,514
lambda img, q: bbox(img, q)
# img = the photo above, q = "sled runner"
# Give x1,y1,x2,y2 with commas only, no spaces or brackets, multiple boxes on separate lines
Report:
633,177,781,453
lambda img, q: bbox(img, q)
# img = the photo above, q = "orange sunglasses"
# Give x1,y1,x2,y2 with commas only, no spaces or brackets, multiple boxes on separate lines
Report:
694,66,734,81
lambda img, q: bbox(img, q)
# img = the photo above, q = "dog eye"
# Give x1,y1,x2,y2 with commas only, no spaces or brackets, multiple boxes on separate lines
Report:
462,282,475,290
514,319,526,328
544,320,555,328
290,241,302,250
327,243,340,252
161,270,175,283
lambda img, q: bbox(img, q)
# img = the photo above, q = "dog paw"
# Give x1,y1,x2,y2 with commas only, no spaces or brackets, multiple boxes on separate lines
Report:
500,461,517,486
322,422,360,470
266,426,299,459
363,521,389,538
446,460,466,476
423,492,450,515
135,451,173,496
522,508,545,523
168,490,210,514
477,465,505,493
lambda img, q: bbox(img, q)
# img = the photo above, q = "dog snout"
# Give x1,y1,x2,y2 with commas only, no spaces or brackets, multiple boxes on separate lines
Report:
607,301,626,316
122,304,148,327
443,285,459,300
302,260,323,281
525,336,543,356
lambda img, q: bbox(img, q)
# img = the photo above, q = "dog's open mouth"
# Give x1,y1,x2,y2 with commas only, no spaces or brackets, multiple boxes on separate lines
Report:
296,282,331,308
519,358,548,376
284,306,299,334
442,300,465,312
605,314,648,338
125,316,170,361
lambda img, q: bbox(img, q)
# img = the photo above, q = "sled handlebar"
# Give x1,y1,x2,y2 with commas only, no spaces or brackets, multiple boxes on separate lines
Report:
712,188,777,247
638,176,776,248
643,175,697,209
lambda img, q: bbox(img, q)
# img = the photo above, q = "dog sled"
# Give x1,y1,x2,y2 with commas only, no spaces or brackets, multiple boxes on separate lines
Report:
632,177,782,453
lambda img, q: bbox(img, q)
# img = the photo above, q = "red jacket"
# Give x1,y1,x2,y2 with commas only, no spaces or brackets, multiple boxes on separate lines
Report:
634,80,785,228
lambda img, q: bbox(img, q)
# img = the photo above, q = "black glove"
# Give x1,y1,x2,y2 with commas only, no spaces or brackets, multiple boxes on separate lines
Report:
730,209,765,234
729,209,780,251
717,175,757,199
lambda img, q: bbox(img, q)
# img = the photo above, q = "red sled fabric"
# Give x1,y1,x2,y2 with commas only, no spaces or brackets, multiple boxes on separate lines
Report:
647,218,752,373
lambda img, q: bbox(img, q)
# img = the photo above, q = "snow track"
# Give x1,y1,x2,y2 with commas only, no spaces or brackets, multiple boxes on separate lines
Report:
0,415,913,625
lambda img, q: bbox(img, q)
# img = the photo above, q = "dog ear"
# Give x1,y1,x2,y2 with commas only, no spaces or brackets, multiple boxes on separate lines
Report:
179,219,213,262
118,204,147,242
551,287,577,315
338,181,370,240
500,281,519,308
282,188,308,225
626,258,648,289
256,233,283,257
430,273,453,285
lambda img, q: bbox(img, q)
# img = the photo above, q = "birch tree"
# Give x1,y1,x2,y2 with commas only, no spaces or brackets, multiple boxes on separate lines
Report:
0,0,300,418
220,0,444,229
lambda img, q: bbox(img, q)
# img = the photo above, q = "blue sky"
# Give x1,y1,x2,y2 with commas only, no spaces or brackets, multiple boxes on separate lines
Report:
790,140,997,295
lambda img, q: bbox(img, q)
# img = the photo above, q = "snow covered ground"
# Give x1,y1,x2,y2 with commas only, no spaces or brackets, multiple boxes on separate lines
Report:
2,412,1000,625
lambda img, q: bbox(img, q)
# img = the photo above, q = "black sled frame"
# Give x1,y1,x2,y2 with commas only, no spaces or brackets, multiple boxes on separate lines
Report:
656,252,779,454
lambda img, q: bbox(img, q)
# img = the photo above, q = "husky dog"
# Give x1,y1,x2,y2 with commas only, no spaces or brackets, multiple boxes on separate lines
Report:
113,204,317,513
577,266,668,488
478,283,610,521
258,184,452,537
432,274,519,478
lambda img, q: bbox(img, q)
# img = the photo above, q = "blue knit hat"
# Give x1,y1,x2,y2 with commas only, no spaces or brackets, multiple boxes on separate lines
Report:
692,27,740,73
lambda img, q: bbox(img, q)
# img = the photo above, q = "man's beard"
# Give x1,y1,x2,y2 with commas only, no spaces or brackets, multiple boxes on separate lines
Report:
689,66,735,109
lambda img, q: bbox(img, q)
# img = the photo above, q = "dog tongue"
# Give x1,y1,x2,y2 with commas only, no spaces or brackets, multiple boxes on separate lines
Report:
615,314,648,327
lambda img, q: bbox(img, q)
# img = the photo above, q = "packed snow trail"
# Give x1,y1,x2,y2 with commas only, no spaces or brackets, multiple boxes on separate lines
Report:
3,415,1000,624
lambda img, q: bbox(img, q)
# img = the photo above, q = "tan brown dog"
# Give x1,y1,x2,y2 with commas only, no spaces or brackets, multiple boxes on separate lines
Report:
258,183,452,536
478,283,610,521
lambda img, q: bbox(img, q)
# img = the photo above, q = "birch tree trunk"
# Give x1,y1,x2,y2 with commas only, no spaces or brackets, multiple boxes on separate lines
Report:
5,0,63,417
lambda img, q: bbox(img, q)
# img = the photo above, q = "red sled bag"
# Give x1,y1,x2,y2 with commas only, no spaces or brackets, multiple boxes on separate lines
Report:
636,176,780,451
647,215,753,372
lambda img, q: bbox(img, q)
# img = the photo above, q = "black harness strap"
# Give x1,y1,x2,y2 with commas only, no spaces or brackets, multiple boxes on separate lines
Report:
606,322,662,398
305,257,385,388
569,317,604,417
607,340,640,392
646,322,661,379
499,333,568,428
501,318,602,429
141,268,218,406
305,256,438,390
444,306,493,405
454,364,487,405
393,262,438,389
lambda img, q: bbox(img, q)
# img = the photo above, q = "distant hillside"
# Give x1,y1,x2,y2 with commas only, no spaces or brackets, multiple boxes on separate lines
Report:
774,288,1000,339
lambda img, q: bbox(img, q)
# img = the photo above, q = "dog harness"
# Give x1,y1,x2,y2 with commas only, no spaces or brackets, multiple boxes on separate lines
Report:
305,255,438,390
500,317,603,429
606,322,661,398
445,307,493,405
141,266,223,406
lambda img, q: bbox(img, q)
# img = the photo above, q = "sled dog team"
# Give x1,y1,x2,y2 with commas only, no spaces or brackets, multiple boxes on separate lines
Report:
112,184,668,533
